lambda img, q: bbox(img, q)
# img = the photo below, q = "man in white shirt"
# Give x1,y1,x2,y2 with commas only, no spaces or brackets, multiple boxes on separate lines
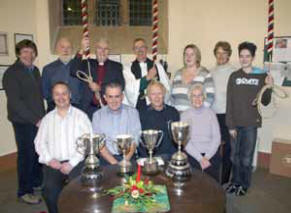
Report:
34,82,116,213
123,38,170,110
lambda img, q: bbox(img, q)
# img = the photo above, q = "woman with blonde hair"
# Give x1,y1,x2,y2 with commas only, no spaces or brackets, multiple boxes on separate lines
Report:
171,44,215,112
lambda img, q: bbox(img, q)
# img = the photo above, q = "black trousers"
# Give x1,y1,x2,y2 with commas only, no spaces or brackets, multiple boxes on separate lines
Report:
42,161,83,213
12,122,42,197
187,151,221,182
216,114,232,184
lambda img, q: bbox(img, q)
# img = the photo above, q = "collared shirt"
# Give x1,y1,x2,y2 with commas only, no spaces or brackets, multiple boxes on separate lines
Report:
92,104,141,155
34,105,92,167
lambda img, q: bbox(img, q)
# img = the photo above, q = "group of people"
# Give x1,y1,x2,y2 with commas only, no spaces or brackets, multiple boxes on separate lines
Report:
3,37,273,213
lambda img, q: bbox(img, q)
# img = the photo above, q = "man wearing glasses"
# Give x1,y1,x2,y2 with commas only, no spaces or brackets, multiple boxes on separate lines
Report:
71,38,125,119
123,38,170,111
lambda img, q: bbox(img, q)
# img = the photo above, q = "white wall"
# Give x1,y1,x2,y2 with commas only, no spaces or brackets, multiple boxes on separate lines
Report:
0,0,37,155
1,0,291,156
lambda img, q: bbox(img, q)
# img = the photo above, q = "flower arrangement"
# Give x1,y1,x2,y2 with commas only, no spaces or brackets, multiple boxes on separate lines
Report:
106,164,168,212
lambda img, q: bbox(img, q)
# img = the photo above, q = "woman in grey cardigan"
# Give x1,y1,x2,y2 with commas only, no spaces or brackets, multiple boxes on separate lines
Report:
171,44,215,112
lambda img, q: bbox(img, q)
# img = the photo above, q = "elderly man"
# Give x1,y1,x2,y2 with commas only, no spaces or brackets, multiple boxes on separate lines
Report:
42,38,81,112
92,82,141,164
210,41,236,184
123,38,170,110
138,81,179,161
71,37,125,119
3,40,45,204
34,82,116,213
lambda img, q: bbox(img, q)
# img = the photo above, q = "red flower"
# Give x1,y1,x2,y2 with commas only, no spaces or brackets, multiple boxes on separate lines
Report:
131,185,138,192
138,188,144,194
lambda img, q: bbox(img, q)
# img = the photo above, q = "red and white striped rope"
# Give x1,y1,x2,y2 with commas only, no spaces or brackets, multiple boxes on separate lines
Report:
267,0,274,54
152,0,159,62
81,0,90,57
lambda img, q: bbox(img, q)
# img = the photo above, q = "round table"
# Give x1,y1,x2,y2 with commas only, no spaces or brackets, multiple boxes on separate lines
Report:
59,165,225,213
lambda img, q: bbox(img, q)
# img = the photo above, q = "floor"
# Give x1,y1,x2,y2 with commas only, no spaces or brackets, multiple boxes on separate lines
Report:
0,155,290,213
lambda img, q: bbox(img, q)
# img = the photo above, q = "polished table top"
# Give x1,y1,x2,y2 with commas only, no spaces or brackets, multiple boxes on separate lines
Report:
59,165,225,213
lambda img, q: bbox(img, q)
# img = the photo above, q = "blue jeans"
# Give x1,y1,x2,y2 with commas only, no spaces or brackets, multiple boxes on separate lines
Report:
230,126,257,189
12,122,42,197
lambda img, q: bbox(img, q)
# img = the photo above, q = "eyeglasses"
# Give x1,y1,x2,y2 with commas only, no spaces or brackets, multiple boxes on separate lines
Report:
191,94,203,98
134,46,147,51
96,46,109,51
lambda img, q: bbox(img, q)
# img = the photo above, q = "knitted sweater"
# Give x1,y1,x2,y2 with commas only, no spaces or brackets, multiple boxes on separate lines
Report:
211,63,236,114
171,66,215,112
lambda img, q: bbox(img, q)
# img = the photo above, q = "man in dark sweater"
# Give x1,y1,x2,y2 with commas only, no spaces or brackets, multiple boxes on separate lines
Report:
138,81,179,161
226,42,273,196
70,37,125,119
42,38,81,112
3,40,45,204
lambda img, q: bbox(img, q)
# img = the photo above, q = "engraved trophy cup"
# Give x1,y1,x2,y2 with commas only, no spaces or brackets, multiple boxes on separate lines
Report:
140,129,163,175
76,133,105,191
166,121,191,182
115,134,133,175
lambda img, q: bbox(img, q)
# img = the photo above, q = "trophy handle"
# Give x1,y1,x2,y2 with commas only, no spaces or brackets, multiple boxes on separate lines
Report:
139,132,147,148
156,130,164,147
96,134,106,153
76,133,88,155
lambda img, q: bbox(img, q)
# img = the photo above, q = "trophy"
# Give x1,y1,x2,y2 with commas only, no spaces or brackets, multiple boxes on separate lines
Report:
76,133,105,191
115,134,133,175
140,129,163,175
166,121,192,182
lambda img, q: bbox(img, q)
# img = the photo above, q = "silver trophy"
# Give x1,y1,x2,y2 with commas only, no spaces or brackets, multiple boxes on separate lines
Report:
115,134,133,175
76,133,105,191
166,121,192,182
140,129,163,175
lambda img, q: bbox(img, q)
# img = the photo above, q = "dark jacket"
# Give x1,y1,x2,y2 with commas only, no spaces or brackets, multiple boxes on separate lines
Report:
3,60,45,124
138,104,180,159
70,55,125,119
42,59,81,112
226,69,272,129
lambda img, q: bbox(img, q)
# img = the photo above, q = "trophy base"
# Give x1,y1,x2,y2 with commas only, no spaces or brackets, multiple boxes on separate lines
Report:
143,159,159,176
81,166,103,192
165,152,192,182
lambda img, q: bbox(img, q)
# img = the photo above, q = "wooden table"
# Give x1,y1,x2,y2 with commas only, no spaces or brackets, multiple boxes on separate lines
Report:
59,165,225,213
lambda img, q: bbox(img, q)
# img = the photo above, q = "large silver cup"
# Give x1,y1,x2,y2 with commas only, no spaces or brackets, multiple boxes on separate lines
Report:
76,133,105,191
140,129,163,175
115,134,133,175
166,122,192,182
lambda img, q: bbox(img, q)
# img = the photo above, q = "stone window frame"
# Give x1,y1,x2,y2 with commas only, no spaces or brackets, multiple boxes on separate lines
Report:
49,0,168,54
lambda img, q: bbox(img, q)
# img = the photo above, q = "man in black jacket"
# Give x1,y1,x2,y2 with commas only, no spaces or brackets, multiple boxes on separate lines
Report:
70,37,125,119
3,40,45,204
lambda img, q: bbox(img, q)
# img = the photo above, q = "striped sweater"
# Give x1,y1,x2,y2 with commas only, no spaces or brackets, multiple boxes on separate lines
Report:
171,66,215,112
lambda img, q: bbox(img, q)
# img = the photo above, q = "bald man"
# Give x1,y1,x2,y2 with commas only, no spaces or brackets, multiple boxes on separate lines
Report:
42,38,81,112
